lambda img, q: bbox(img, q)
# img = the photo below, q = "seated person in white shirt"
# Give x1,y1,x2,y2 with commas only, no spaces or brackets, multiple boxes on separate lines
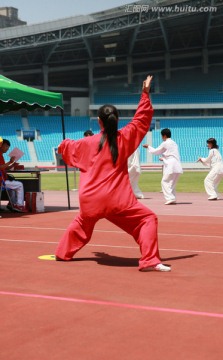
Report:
0,139,27,213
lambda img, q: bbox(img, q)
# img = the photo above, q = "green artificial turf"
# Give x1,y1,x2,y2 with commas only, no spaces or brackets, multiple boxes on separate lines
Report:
41,172,79,191
40,170,223,193
138,171,213,192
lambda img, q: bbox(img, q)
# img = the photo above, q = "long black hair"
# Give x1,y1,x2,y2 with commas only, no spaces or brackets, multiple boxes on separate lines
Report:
207,138,219,149
97,104,119,165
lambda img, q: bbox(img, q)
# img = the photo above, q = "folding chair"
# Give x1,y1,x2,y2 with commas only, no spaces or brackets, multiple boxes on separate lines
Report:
0,170,14,211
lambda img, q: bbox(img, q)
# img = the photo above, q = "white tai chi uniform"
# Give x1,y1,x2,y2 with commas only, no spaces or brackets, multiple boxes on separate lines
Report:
201,149,223,199
128,149,144,199
148,139,183,202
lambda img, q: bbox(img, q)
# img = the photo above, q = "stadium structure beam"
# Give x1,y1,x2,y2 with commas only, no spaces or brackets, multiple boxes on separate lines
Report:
202,48,208,73
1,50,44,67
44,43,58,63
1,0,222,77
49,86,89,92
48,64,89,72
82,37,92,59
128,27,139,55
3,68,41,76
4,63,89,77
1,0,215,52
204,0,215,47
158,17,169,51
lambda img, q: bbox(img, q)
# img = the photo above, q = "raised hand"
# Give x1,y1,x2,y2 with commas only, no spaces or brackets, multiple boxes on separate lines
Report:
142,75,153,93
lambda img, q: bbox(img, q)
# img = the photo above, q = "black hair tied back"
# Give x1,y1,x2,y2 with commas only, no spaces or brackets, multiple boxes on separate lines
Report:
98,104,119,164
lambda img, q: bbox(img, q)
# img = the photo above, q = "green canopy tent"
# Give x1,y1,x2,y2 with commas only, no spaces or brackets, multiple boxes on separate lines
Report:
0,74,71,209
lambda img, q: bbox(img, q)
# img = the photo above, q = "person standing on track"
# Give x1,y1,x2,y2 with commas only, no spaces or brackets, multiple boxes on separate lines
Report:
128,148,144,199
55,75,171,272
143,128,183,205
197,138,223,200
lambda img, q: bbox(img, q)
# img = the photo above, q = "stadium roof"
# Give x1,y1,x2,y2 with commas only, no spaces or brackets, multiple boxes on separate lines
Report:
0,0,222,96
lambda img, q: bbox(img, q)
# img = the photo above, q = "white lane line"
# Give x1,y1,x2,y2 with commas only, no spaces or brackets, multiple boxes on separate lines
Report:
159,233,223,239
0,225,222,239
0,238,223,255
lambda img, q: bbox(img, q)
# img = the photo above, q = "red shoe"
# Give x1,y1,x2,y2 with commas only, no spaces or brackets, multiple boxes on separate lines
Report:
12,204,28,213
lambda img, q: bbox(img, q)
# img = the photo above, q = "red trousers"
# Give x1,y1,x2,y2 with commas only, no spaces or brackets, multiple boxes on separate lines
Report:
55,202,161,270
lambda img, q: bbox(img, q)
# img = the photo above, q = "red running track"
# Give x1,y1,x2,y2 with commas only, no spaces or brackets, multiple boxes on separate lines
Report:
0,191,223,360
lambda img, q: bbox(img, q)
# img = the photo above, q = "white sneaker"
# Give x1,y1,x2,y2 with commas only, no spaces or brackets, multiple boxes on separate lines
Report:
140,263,171,272
165,200,176,205
136,194,144,199
208,197,217,201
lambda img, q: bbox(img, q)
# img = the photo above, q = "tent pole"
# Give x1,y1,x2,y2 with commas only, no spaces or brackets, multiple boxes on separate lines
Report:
61,109,71,209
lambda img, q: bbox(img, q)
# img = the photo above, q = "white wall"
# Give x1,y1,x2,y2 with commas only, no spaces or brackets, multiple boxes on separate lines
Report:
71,97,89,116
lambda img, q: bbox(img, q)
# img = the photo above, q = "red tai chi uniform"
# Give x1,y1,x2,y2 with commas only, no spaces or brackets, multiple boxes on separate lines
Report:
55,91,161,270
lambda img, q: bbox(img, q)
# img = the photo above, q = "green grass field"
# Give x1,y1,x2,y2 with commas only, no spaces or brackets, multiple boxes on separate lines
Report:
40,171,223,193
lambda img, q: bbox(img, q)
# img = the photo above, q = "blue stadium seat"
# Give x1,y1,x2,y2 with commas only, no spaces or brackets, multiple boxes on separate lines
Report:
27,115,223,163
0,115,31,161
93,68,223,105
152,118,223,162
28,115,91,161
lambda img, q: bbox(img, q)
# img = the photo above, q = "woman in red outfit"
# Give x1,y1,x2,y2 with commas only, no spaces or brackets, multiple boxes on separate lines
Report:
55,76,171,272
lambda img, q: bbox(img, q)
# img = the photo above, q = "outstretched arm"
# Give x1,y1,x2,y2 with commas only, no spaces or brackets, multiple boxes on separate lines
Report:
197,151,213,166
143,142,166,155
120,75,154,156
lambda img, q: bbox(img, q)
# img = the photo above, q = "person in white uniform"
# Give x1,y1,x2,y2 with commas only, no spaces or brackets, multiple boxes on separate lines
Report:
143,128,183,204
128,148,144,199
197,138,223,200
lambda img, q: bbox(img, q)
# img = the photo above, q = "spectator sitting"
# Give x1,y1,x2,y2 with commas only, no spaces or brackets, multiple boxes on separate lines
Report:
0,139,27,213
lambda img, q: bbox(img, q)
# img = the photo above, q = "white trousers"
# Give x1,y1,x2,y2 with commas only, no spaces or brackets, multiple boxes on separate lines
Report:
204,169,223,198
5,180,24,206
161,173,180,202
129,170,144,199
